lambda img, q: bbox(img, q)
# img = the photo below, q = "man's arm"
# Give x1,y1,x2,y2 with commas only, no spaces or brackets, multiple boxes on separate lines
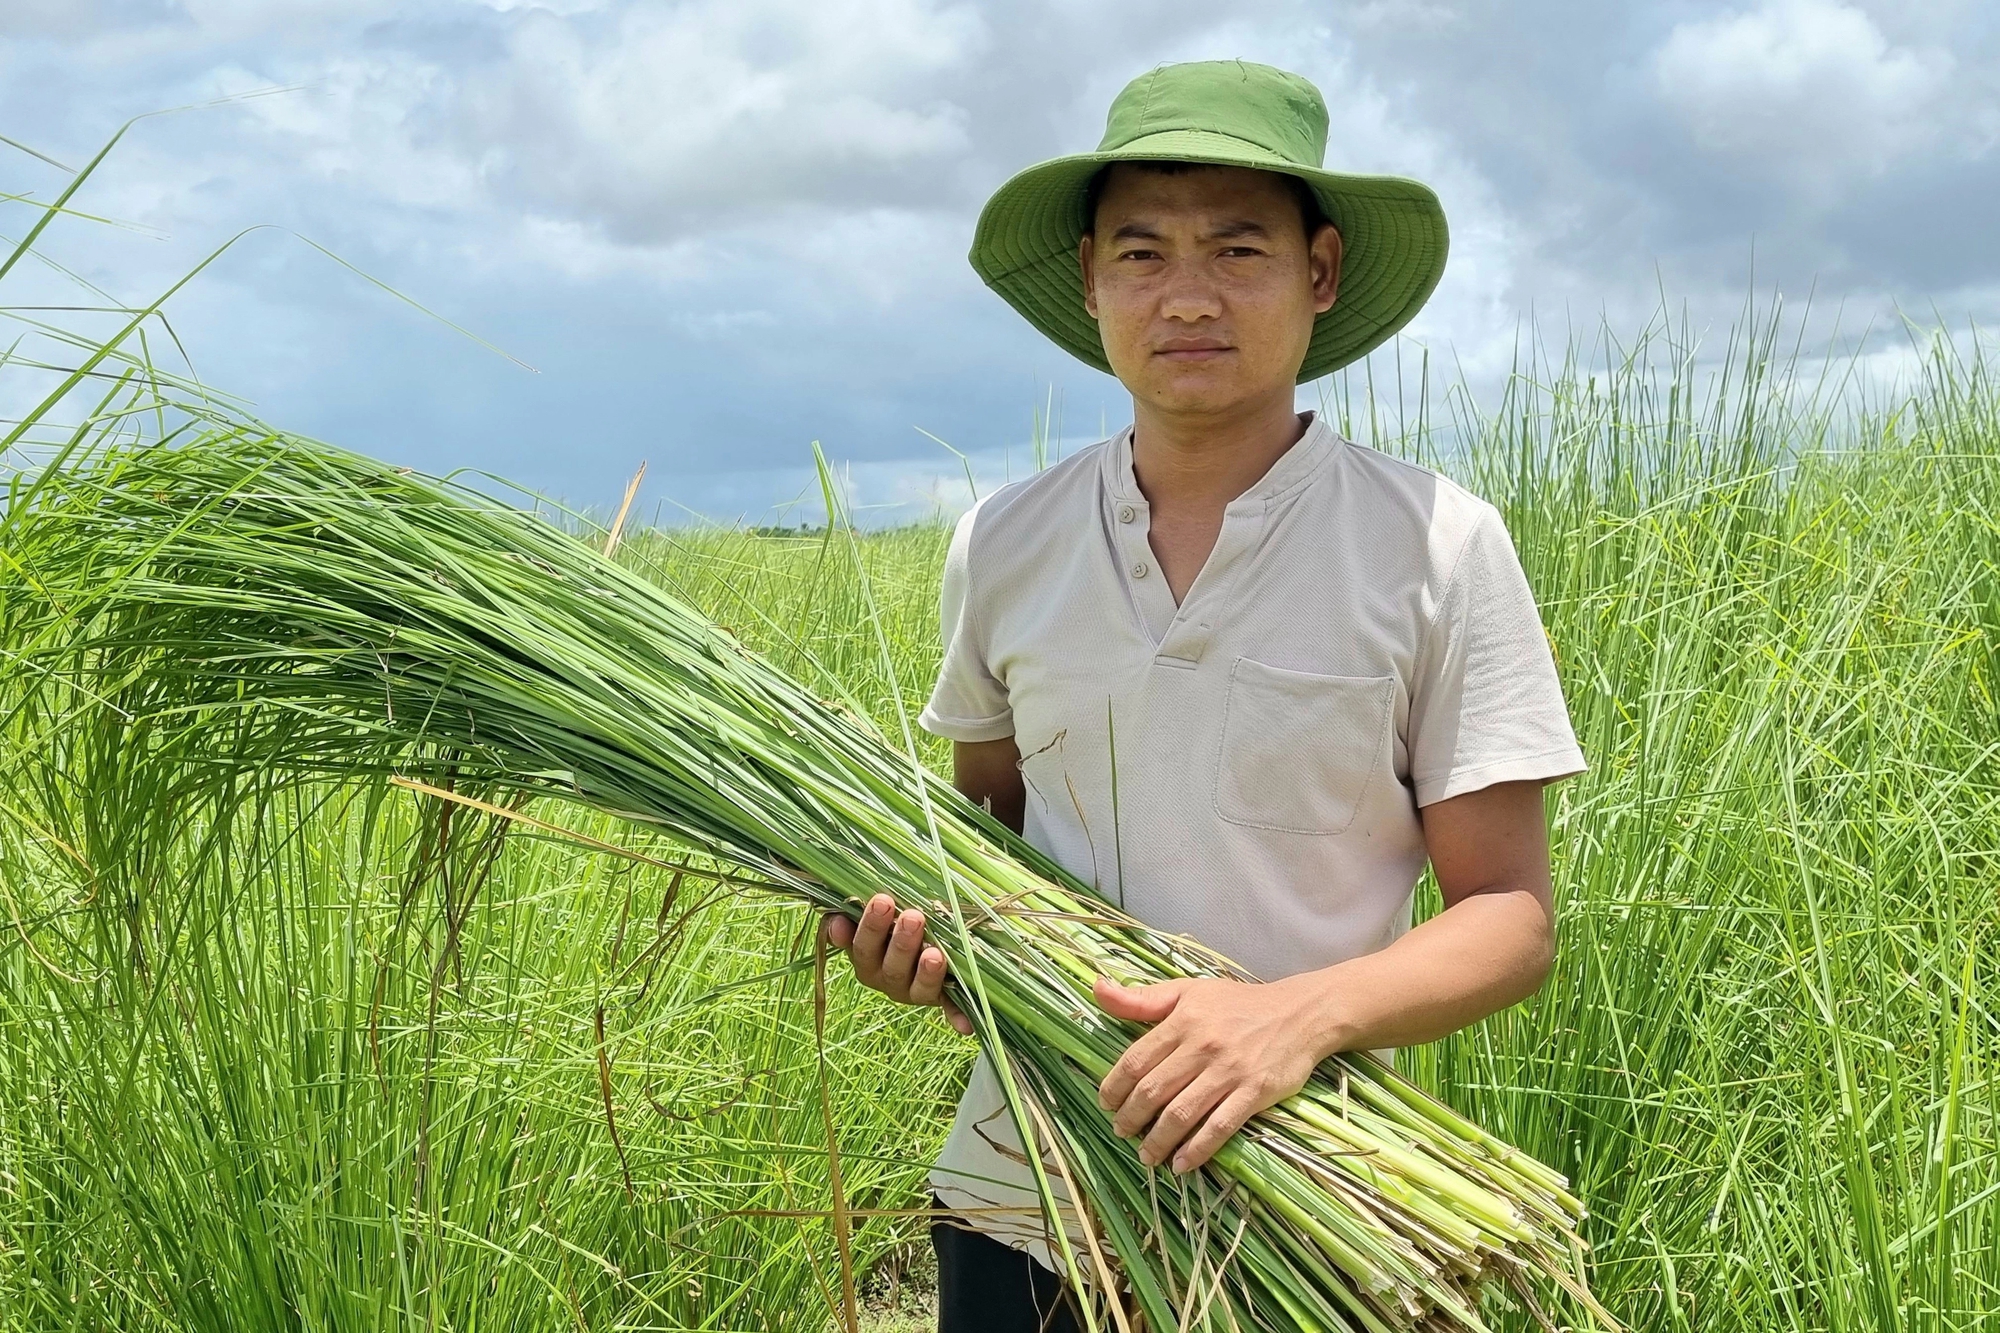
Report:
821,738,1024,1034
949,737,1027,834
1093,778,1557,1173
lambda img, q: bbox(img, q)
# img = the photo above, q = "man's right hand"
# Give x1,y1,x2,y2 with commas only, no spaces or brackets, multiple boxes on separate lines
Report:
822,894,975,1035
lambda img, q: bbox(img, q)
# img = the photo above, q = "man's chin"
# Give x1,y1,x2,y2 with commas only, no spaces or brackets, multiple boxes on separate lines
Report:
1127,369,1271,418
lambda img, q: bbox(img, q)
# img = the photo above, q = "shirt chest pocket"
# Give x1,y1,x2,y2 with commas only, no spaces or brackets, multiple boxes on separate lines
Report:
1212,658,1396,836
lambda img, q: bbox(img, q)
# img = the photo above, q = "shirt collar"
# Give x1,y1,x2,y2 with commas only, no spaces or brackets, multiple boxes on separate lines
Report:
1102,410,1337,510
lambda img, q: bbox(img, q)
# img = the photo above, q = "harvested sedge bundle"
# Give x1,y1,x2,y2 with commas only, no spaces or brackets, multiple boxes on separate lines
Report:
3,433,1617,1333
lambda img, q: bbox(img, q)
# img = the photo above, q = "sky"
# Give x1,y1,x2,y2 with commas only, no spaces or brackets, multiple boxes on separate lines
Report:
2,0,1997,523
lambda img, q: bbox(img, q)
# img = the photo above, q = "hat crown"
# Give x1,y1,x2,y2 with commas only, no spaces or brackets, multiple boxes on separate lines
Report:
1099,61,1329,168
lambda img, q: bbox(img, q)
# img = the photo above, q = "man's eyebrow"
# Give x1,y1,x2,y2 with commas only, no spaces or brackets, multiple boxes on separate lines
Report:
1109,218,1276,243
1207,219,1273,240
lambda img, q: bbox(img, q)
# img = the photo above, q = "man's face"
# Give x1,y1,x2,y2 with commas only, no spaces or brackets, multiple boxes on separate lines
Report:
1081,163,1341,417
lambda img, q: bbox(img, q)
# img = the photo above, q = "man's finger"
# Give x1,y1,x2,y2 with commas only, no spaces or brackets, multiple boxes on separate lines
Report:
1111,1045,1205,1140
821,913,855,951
848,894,897,985
875,908,928,999
941,996,974,1037
1097,1020,1181,1113
907,944,949,1006
1138,1071,1229,1169
1093,975,1188,1024
1170,1087,1262,1174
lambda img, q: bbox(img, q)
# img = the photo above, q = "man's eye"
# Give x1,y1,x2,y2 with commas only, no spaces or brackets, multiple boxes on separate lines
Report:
1219,247,1263,258
1119,248,1161,261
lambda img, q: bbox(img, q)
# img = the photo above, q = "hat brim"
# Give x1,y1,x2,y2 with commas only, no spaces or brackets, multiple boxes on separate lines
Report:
968,128,1448,384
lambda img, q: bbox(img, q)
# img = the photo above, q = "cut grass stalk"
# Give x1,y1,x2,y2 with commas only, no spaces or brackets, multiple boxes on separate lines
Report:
3,430,1615,1333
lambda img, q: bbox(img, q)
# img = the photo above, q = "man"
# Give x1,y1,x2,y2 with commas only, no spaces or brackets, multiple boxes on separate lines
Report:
823,60,1584,1332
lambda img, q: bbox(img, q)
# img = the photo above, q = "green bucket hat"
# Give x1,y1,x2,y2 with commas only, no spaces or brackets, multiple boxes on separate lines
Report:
969,60,1448,384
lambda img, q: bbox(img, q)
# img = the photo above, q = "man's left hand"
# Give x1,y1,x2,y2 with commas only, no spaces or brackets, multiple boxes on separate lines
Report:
1092,974,1334,1174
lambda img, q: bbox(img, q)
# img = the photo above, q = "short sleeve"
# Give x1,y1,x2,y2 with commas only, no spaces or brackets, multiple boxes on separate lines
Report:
918,504,1014,742
1407,505,1585,806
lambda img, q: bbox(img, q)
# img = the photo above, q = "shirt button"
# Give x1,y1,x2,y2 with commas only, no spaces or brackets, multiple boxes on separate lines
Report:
1117,504,1136,523
1131,561,1149,579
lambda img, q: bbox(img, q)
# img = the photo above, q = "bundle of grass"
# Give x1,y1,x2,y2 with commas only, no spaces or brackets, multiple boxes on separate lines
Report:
1,430,1616,1333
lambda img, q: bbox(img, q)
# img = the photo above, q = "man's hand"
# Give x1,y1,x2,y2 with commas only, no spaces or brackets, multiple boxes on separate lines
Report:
1093,974,1330,1174
822,894,975,1035
1091,780,1560,1176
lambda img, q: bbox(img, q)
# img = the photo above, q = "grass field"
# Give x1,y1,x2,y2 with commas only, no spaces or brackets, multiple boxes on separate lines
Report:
1,312,1996,1332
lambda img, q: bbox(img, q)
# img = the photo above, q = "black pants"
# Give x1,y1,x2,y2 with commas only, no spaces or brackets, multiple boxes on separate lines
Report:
931,1202,1082,1333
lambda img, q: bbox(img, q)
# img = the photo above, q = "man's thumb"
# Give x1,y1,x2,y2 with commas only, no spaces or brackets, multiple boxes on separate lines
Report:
1093,975,1185,1023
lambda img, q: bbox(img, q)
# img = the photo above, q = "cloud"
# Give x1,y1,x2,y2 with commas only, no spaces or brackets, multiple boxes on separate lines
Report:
0,0,154,40
7,0,2000,518
445,0,988,240
1650,0,1960,191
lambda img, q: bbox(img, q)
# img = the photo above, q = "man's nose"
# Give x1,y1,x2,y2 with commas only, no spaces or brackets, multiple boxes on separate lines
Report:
1158,262,1224,322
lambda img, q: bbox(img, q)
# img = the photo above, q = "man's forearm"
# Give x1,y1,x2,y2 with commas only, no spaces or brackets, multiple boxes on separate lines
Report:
1287,885,1556,1057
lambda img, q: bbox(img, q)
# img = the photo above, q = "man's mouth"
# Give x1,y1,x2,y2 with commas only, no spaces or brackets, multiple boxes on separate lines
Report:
1155,341,1234,362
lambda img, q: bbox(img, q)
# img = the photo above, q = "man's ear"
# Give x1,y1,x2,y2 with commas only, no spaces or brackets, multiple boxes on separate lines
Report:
1079,232,1099,319
1311,223,1342,314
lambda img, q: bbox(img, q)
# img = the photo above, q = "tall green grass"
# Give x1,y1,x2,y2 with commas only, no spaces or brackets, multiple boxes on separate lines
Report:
0,721,968,1332
1365,318,2000,1332
5,318,1994,1328
0,507,968,1330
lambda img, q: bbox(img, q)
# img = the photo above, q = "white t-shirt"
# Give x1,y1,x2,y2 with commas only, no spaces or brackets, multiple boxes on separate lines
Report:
916,412,1585,1261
